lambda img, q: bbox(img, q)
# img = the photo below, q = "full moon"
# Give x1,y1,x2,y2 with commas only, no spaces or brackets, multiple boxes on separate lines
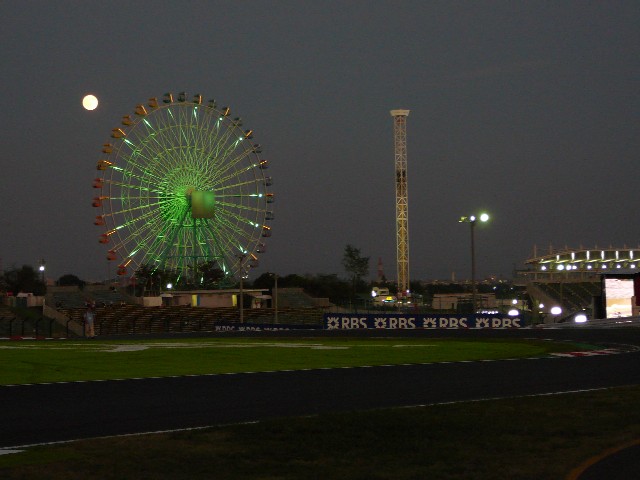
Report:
82,94,99,110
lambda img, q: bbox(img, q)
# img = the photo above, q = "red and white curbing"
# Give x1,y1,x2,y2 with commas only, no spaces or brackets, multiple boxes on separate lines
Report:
551,349,621,357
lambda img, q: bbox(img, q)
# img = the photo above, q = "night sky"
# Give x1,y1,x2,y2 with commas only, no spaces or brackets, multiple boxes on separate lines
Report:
1,1,638,284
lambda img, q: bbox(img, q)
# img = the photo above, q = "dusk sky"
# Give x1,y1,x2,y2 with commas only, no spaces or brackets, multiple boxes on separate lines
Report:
1,1,638,284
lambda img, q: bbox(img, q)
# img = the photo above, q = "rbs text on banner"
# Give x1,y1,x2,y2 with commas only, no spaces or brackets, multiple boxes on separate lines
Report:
324,314,523,329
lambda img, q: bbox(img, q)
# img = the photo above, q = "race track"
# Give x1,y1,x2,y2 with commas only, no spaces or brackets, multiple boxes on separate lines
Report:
1,328,639,449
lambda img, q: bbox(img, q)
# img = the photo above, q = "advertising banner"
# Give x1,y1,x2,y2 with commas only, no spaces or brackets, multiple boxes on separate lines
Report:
324,313,523,330
211,323,322,332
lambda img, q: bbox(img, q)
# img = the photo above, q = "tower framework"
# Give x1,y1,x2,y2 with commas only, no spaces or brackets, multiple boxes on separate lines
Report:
390,109,410,295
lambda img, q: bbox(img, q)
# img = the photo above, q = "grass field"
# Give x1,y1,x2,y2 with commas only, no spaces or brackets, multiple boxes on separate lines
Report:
2,336,633,479
0,336,591,385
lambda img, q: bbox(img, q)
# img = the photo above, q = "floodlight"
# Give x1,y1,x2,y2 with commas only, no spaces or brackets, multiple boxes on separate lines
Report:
574,314,588,323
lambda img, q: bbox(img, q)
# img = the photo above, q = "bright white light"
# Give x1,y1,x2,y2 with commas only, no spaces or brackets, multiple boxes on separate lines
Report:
551,306,562,315
541,265,547,271
508,309,519,316
574,314,588,323
479,213,489,222
82,94,99,110
39,265,45,272
166,283,173,289
557,264,565,270
371,290,377,297
539,303,544,309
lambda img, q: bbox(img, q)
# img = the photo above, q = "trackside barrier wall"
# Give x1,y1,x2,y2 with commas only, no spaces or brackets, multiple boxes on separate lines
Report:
324,313,524,330
208,323,322,332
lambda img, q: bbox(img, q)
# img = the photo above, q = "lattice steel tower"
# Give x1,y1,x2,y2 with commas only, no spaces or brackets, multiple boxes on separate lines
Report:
390,109,410,296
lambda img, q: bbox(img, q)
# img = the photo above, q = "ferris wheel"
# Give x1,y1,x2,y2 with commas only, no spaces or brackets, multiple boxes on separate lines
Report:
92,92,274,283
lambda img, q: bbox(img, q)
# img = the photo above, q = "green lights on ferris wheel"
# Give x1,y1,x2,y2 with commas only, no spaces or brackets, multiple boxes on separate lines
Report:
92,91,274,281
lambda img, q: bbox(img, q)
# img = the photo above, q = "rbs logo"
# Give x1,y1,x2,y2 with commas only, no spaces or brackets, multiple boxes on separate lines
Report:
325,316,367,330
374,317,416,329
324,314,522,329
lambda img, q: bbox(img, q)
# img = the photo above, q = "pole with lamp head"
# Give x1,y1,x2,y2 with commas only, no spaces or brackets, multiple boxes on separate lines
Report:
237,254,247,323
38,259,46,285
269,272,278,324
459,213,490,313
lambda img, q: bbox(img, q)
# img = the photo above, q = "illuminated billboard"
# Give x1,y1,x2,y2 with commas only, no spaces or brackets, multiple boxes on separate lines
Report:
601,274,639,318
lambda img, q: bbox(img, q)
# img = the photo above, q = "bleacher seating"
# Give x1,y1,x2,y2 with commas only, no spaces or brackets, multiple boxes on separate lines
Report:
276,288,327,308
44,283,327,337
0,306,17,337
56,303,323,337
51,290,89,309
530,281,599,313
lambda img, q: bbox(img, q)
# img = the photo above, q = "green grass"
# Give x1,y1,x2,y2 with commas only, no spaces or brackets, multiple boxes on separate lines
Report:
0,337,590,385
1,385,638,479
0,336,616,479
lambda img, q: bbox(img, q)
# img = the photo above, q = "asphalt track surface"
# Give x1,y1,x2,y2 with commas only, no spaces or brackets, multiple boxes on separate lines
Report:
0,328,639,451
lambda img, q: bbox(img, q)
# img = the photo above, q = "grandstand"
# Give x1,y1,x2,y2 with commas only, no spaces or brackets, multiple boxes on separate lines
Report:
518,245,640,321
520,245,640,281
275,288,332,309
47,285,130,309
31,284,326,337
55,304,322,336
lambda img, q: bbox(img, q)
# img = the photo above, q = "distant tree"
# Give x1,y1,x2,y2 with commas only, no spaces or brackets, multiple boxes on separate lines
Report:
57,274,85,287
409,280,425,296
342,244,370,296
307,274,350,303
252,272,276,290
251,273,351,305
279,274,307,288
133,264,163,296
3,265,45,295
195,261,226,288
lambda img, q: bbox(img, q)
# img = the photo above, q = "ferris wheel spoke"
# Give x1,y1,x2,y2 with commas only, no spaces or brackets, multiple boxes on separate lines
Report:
214,136,249,171
106,197,176,221
195,115,225,154
214,169,263,188
201,219,248,272
140,209,191,268
120,153,168,184
111,202,169,232
216,201,265,218
95,94,272,280
214,208,263,240
211,150,257,185
115,212,171,254
102,178,159,193
208,124,241,163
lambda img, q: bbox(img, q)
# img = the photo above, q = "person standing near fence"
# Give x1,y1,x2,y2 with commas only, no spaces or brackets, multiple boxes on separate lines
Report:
84,305,96,338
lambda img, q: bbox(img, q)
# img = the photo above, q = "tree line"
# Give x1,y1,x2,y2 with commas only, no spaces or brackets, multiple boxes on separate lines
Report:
0,245,517,306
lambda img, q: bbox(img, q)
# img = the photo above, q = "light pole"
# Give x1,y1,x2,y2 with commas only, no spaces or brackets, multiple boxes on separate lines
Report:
239,273,244,324
238,254,247,324
270,272,278,324
38,259,46,285
459,213,489,313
